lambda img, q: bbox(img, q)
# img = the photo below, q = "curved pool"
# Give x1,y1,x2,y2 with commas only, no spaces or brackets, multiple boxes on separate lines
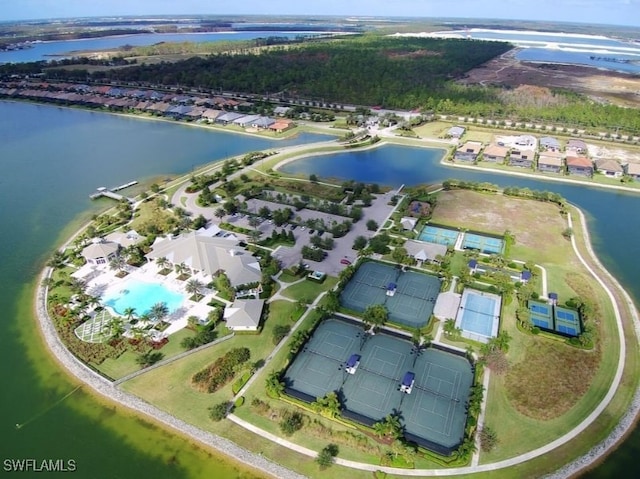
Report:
102,279,186,316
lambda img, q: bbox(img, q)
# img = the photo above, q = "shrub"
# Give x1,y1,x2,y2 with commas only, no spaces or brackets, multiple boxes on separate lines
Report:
479,426,499,452
192,347,251,393
272,324,291,345
209,402,229,422
280,411,304,436
316,444,338,469
234,396,245,408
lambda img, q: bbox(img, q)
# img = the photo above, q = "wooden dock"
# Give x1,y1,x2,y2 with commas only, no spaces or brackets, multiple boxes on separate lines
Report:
89,181,137,201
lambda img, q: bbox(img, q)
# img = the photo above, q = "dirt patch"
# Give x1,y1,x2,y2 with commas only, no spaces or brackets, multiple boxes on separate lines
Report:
460,49,640,108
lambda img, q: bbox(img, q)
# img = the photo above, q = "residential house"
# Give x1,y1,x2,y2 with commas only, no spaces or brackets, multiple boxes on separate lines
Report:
166,105,193,119
537,151,564,173
269,119,293,133
215,112,245,125
400,217,417,231
514,135,537,150
223,299,265,331
566,138,587,156
454,141,483,162
81,239,120,266
232,114,261,128
251,116,276,130
594,158,623,178
447,125,465,139
273,106,291,116
146,232,261,287
508,149,535,168
404,240,447,264
482,144,509,163
201,109,222,123
539,136,560,152
624,162,640,180
566,156,593,177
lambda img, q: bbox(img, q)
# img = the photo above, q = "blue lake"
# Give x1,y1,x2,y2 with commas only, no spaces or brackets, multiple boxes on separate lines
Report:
0,102,638,477
0,31,321,63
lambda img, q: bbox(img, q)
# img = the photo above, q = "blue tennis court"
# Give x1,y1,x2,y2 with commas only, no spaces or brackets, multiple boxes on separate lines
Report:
554,306,581,337
455,289,501,343
529,300,553,329
462,233,504,254
417,225,459,246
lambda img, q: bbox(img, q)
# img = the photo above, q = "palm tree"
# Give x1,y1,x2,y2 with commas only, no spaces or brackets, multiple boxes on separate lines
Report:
214,207,226,219
107,317,125,340
248,216,261,229
185,278,205,301
47,251,66,269
68,277,87,296
149,302,169,324
174,262,189,277
248,230,262,244
265,371,285,398
156,256,170,271
123,307,137,323
109,255,127,274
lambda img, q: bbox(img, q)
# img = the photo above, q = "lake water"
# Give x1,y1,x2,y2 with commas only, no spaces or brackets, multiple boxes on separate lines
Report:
427,29,640,74
0,103,637,477
0,31,321,63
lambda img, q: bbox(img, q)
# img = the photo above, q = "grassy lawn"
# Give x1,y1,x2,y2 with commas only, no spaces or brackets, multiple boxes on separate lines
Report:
280,276,339,302
95,328,196,379
121,300,304,424
413,121,451,138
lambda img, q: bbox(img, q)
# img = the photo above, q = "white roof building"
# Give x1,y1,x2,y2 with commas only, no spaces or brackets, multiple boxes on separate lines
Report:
404,240,447,263
146,232,261,287
223,299,265,331
81,239,120,266
400,217,418,231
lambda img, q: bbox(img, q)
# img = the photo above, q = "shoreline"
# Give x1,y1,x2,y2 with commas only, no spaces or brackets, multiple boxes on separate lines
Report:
33,163,640,477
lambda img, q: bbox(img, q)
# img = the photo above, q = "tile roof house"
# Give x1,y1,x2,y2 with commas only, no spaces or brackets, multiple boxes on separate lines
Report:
223,299,265,331
215,112,244,124
508,149,535,168
233,114,261,128
269,120,293,133
404,240,447,263
454,141,483,162
447,126,465,138
540,136,560,151
251,116,276,129
624,162,640,180
201,109,223,122
537,151,564,173
146,232,261,287
482,144,509,163
566,138,587,155
566,156,593,177
594,158,623,178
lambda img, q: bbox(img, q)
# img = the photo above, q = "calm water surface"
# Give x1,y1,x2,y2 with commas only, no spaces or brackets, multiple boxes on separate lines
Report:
0,31,319,63
1,104,637,477
0,100,325,479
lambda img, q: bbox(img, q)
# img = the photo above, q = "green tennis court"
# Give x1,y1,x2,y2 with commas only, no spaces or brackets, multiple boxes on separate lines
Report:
340,262,441,328
283,317,474,454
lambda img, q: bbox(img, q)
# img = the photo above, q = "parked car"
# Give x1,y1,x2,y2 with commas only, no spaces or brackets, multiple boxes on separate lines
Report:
290,224,297,230
309,229,315,234
340,258,352,265
317,230,324,236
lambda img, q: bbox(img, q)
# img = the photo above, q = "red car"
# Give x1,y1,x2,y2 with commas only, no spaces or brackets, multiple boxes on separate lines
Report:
340,258,352,265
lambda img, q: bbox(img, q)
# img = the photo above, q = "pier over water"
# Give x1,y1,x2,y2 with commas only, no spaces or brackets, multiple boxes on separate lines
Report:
89,181,137,201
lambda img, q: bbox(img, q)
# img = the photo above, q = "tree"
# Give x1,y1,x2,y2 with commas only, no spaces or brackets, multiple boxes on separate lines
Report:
156,256,170,271
214,207,225,219
209,401,230,422
265,371,285,397
366,219,379,231
149,302,169,323
47,251,66,269
248,216,261,229
352,235,367,250
272,324,291,345
480,426,499,452
369,233,391,254
374,413,403,439
185,278,205,301
316,444,338,469
123,307,137,323
109,255,127,274
279,411,304,436
136,350,164,367
309,174,318,182
324,290,340,314
363,304,388,329
107,317,125,340
391,246,408,263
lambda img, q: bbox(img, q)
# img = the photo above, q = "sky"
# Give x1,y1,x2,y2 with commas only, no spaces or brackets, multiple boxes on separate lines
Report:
0,0,639,27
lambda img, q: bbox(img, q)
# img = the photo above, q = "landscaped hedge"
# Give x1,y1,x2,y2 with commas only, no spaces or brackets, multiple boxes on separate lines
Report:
192,347,250,393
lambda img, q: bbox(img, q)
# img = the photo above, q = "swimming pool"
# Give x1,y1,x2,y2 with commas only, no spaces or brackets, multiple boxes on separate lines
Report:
456,289,501,342
102,279,186,316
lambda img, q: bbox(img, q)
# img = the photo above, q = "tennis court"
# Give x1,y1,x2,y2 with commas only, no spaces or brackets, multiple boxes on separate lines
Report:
283,317,474,454
340,262,441,328
417,225,460,247
554,306,582,337
529,300,553,329
455,289,501,343
462,232,505,255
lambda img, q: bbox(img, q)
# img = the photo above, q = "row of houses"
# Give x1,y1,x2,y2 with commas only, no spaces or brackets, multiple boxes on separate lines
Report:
454,140,640,179
0,81,295,132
